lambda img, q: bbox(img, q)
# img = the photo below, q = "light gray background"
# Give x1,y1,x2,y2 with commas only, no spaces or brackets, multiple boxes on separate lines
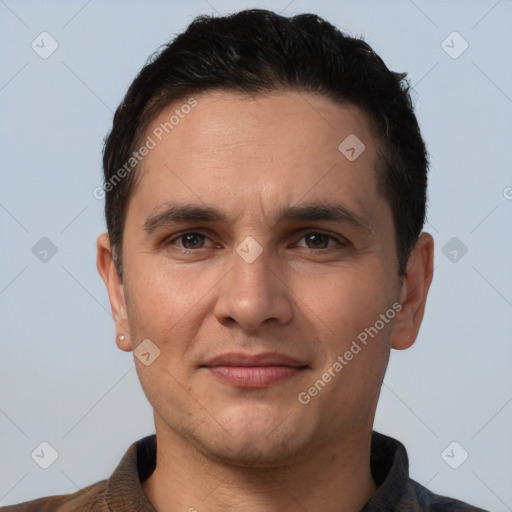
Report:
1,0,511,510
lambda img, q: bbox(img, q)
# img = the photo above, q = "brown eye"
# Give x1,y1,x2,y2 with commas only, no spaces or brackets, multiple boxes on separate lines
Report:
179,233,205,249
304,233,331,249
298,232,344,250
166,232,210,250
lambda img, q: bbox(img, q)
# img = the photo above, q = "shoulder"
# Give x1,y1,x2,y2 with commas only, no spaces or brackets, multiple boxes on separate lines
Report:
409,478,490,512
366,431,489,511
0,479,108,512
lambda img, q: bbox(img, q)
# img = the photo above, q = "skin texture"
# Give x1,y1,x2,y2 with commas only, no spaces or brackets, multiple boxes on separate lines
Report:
97,90,434,511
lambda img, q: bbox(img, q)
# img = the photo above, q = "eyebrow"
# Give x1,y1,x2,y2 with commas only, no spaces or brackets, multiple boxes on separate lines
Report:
142,201,372,234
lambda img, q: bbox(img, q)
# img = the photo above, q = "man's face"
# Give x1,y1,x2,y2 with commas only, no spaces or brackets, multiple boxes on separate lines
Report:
111,90,405,465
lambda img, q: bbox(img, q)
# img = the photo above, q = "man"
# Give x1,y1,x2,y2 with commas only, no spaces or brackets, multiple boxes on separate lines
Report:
3,8,488,512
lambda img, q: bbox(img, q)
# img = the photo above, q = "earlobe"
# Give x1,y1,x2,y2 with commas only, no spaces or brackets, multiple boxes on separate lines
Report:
391,232,434,351
96,233,132,352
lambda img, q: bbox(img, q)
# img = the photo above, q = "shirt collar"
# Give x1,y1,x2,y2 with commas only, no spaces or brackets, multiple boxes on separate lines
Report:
104,430,410,511
105,434,157,511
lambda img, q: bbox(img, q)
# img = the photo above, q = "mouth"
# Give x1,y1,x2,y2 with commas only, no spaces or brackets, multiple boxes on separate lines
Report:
200,352,309,388
205,365,308,387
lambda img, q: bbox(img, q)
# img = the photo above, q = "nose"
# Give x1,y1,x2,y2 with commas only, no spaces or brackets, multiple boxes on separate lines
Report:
213,243,294,332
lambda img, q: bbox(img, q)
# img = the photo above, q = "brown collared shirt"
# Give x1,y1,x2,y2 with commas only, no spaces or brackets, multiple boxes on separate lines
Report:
1,431,488,511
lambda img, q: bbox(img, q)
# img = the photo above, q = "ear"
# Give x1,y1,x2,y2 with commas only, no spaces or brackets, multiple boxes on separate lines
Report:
96,233,132,352
391,232,434,350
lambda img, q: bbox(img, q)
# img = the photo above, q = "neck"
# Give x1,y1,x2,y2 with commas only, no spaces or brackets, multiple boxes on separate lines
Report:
142,418,378,512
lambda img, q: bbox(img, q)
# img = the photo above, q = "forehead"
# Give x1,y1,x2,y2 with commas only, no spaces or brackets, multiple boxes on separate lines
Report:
145,89,376,161
132,90,384,221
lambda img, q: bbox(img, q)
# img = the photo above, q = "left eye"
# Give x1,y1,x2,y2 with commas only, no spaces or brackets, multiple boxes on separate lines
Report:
296,232,343,250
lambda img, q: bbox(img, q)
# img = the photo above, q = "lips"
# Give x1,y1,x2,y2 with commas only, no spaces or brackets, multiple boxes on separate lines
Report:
204,352,306,368
201,352,308,388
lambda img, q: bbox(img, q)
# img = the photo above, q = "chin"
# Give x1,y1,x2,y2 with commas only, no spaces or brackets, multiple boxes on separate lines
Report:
197,403,315,468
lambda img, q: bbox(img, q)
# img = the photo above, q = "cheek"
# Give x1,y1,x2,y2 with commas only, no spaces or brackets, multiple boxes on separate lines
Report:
122,258,210,346
122,265,208,401
304,266,394,337
301,264,397,395
307,272,394,388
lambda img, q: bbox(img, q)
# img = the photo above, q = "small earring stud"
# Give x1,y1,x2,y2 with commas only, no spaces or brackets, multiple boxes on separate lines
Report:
118,334,125,342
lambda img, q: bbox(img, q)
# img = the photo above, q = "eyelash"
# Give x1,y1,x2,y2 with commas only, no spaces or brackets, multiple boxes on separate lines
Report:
164,230,348,254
